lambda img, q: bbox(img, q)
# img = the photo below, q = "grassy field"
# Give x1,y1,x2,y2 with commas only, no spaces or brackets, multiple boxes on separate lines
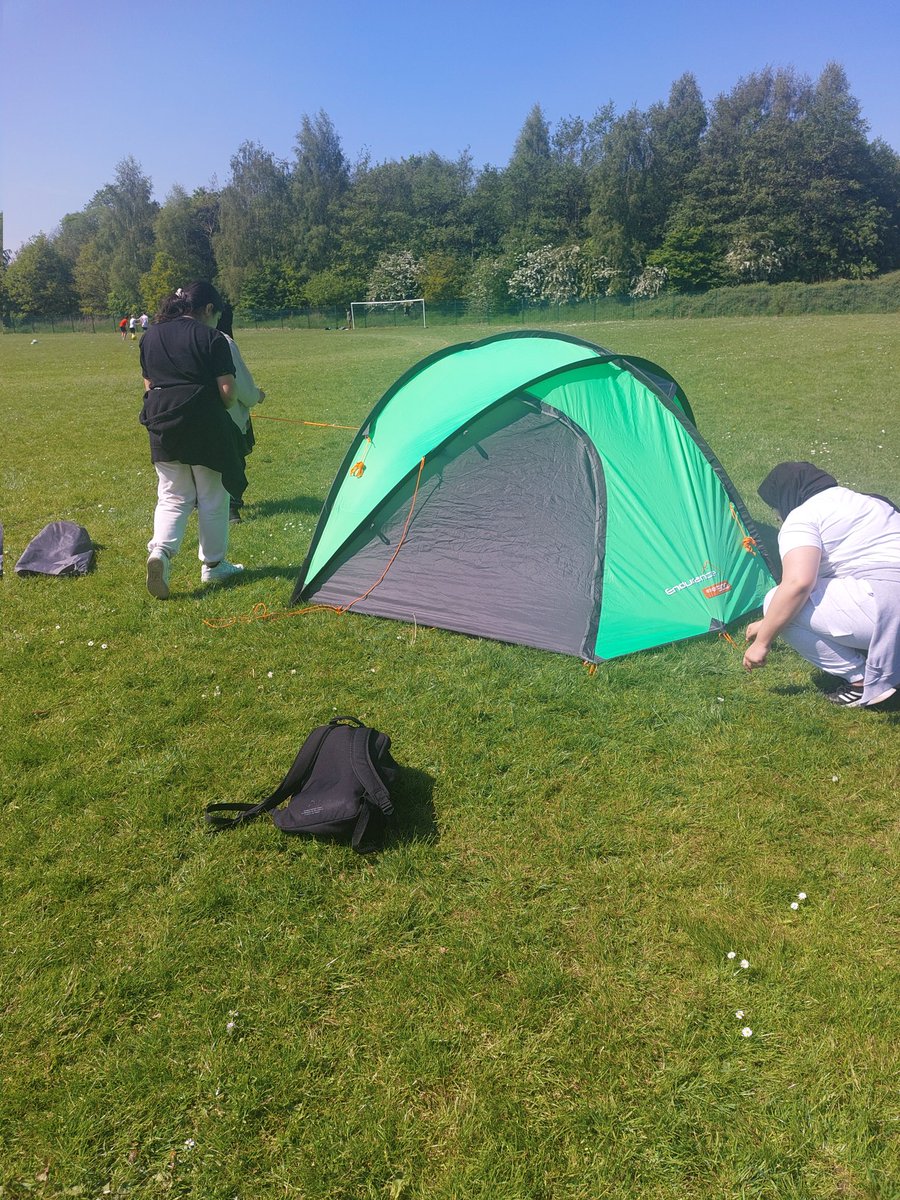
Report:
1,316,898,1199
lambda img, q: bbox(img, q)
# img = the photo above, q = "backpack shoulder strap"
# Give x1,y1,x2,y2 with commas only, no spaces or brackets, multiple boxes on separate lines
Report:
205,722,335,830
350,725,394,816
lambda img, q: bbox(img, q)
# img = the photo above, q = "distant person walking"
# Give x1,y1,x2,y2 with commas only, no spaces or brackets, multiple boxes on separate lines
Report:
119,317,128,340
139,281,246,599
216,303,265,522
743,462,900,707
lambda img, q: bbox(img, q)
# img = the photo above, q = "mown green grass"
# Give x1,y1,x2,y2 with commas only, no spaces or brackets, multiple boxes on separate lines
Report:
1,317,898,1199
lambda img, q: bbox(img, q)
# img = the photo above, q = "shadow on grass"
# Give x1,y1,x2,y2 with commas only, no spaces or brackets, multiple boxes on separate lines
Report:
243,495,323,519
390,766,439,846
778,671,900,716
221,564,300,585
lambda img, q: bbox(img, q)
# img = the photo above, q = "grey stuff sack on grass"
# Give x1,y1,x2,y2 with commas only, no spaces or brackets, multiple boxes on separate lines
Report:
15,521,96,576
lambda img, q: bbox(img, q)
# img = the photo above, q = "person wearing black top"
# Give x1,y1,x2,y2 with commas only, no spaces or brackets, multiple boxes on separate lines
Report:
139,281,246,599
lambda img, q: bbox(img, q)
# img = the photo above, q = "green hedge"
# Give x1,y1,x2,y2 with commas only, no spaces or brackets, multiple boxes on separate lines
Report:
6,275,900,334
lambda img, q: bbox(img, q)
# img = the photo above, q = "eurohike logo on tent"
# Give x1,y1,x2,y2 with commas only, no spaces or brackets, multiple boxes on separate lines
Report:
703,580,733,599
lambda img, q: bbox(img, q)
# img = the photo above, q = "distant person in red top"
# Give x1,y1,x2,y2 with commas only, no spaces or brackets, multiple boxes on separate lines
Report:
119,317,128,340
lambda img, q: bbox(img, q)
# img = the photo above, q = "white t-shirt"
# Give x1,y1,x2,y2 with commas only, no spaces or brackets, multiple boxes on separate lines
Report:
221,333,262,433
779,486,900,577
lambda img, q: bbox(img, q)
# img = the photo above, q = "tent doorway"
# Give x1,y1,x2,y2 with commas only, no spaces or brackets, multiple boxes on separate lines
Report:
308,395,606,657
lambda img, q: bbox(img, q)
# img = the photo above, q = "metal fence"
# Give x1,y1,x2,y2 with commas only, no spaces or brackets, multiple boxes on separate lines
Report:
4,278,900,334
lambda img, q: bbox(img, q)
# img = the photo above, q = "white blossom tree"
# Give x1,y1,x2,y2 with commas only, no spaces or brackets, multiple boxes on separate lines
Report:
723,237,786,283
366,250,423,300
629,265,668,298
507,244,611,304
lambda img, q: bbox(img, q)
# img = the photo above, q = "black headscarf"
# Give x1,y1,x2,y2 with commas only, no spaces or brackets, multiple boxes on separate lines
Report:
757,462,839,520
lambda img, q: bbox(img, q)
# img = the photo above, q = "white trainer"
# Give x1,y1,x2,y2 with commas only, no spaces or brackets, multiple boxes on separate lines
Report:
201,560,244,584
146,552,171,600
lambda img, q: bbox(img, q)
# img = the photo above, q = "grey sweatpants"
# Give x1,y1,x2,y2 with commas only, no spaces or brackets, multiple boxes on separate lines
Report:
766,576,877,682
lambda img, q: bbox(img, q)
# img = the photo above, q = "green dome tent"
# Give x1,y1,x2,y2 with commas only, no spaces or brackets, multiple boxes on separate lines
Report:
292,331,775,661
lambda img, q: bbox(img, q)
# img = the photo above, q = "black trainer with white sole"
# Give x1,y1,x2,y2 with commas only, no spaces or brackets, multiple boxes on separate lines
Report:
826,685,865,707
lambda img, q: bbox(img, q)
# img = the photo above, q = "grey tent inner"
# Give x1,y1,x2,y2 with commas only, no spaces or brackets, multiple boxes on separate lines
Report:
305,397,607,657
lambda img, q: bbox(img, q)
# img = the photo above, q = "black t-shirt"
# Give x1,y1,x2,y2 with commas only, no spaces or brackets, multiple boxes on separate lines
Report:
139,318,243,494
140,316,234,388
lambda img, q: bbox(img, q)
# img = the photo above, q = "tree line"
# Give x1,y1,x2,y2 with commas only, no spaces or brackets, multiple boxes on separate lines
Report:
3,63,899,321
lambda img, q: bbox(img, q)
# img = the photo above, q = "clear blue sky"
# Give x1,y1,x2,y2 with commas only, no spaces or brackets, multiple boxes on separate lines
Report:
2,0,899,256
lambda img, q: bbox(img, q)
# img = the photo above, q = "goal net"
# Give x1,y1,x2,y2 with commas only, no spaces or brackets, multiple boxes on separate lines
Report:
350,298,426,329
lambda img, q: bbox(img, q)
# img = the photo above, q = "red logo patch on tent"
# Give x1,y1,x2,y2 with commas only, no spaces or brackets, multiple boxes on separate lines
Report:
702,580,732,598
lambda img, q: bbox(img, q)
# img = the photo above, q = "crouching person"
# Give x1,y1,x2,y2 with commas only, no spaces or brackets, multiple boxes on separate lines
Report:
743,461,900,708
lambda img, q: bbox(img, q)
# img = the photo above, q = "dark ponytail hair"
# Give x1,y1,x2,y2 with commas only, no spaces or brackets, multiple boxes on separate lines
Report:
216,302,235,339
155,280,225,323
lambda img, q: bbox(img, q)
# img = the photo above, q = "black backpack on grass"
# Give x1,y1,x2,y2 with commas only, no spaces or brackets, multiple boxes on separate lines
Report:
205,717,398,853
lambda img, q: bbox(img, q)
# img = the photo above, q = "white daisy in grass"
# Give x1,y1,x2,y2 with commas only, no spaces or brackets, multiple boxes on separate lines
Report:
739,959,750,970
735,1010,745,1019
790,901,799,910
726,951,736,960
741,1027,753,1038
797,892,807,901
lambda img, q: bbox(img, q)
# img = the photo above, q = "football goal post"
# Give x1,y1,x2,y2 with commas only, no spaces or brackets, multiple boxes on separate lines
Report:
350,298,426,329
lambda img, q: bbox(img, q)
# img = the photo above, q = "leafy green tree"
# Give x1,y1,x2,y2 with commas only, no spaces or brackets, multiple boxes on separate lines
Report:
670,64,899,283
73,240,111,315
139,251,182,316
647,224,725,290
646,74,707,234
338,151,474,274
91,157,158,309
303,264,366,309
53,209,101,270
864,138,900,270
465,253,517,314
588,107,655,281
0,228,10,325
420,252,469,303
461,165,508,259
503,104,554,240
293,110,350,274
238,260,293,311
6,234,76,315
215,142,295,301
546,107,614,243
150,185,218,291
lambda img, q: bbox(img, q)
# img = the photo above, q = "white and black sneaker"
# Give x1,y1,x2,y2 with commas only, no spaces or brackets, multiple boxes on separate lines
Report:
827,684,864,707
